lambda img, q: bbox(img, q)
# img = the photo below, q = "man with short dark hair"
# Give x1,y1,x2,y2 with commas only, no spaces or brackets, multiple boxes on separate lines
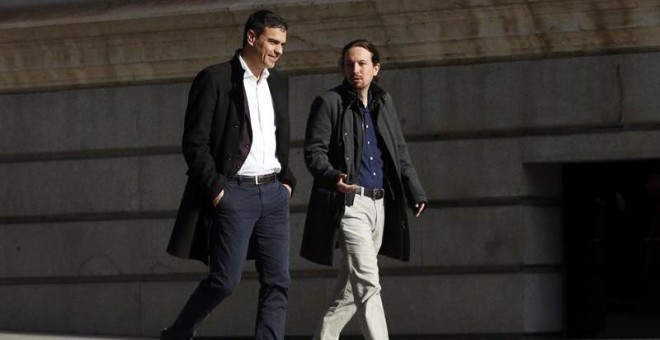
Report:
162,10,295,340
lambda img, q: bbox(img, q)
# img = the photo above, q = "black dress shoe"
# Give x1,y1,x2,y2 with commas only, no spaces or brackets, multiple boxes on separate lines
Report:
160,327,192,340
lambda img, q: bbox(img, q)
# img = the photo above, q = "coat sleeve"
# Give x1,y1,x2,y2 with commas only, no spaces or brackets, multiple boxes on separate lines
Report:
385,94,428,206
304,95,342,188
181,69,227,201
271,72,297,192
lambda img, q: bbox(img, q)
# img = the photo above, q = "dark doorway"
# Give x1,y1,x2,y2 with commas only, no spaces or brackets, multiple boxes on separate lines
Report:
564,160,660,338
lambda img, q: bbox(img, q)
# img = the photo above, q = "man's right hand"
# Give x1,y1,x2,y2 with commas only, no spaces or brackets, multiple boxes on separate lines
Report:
337,173,359,194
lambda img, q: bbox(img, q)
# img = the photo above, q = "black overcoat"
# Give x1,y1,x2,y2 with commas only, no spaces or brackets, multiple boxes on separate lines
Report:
166,53,296,264
300,82,427,266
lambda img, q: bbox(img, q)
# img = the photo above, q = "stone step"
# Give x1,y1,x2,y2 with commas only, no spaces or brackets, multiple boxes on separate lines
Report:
3,334,660,340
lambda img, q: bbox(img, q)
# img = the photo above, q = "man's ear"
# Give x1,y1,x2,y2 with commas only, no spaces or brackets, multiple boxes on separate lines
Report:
246,29,257,46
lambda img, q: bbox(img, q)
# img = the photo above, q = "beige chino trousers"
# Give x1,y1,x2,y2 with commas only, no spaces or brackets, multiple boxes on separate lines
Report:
313,194,388,340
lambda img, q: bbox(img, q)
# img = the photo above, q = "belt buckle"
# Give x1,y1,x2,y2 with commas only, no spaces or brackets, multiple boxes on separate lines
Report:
255,174,266,185
255,173,273,185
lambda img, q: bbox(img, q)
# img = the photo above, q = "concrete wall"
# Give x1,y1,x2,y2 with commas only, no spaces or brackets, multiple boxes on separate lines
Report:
4,51,660,337
2,0,660,338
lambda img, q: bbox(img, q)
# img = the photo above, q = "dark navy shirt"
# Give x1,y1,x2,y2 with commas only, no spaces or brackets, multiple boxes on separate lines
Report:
357,97,384,190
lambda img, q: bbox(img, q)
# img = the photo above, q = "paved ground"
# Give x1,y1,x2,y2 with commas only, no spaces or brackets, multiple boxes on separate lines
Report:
3,333,660,340
0,333,149,340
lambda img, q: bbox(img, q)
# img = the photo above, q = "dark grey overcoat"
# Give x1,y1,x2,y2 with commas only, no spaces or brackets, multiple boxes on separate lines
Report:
301,81,427,266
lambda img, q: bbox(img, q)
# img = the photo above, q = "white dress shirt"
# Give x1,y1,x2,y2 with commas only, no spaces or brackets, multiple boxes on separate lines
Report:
237,55,282,176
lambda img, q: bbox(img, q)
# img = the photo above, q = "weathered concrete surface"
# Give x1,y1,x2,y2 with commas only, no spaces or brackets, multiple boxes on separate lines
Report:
0,273,540,337
5,51,660,337
0,205,560,280
0,83,187,155
2,0,660,92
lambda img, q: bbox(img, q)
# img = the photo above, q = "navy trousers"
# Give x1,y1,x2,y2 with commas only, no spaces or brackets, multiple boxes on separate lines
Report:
171,180,291,339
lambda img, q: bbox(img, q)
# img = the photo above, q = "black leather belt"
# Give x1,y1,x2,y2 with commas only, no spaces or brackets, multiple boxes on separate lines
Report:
230,173,278,185
357,187,384,200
